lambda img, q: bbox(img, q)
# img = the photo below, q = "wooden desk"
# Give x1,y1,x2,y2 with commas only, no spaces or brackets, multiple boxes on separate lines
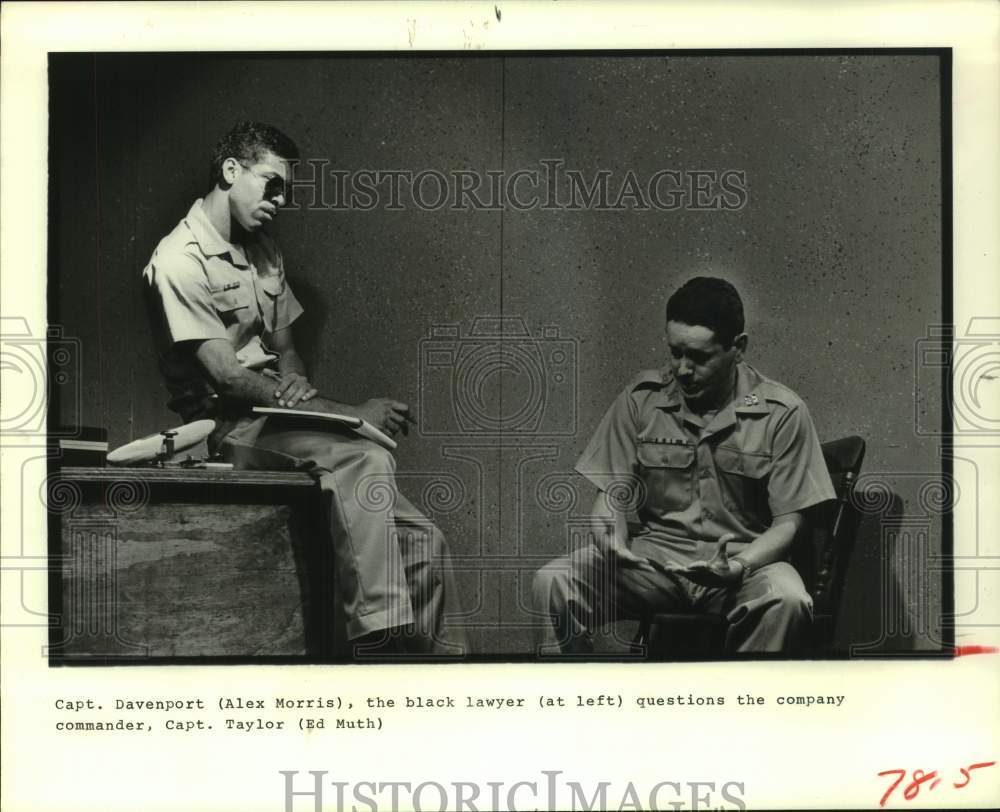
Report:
49,466,334,662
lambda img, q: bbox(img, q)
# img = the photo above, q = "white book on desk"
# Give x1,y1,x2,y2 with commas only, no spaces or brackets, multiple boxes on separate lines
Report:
252,407,397,450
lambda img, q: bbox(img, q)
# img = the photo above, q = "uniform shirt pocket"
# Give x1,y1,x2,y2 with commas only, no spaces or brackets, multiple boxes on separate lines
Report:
257,274,285,297
713,445,773,528
209,282,252,325
636,440,696,514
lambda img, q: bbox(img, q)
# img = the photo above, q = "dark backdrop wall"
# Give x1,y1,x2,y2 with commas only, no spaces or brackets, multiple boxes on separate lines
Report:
49,52,945,655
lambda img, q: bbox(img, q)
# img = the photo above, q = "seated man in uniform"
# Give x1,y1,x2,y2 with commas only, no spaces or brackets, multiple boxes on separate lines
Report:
533,276,834,655
142,121,466,656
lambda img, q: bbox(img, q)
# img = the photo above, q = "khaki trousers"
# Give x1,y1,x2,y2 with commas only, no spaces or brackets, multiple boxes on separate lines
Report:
218,415,467,655
533,544,811,655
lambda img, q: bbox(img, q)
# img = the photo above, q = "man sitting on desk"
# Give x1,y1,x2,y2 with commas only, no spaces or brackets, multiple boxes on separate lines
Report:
142,121,466,656
533,277,835,655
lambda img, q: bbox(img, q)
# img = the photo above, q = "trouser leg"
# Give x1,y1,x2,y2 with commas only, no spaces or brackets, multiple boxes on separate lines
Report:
699,561,813,653
220,418,464,652
531,544,692,655
386,492,468,656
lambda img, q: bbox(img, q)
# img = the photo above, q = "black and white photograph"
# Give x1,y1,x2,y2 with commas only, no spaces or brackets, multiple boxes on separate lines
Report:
43,48,948,663
2,3,998,811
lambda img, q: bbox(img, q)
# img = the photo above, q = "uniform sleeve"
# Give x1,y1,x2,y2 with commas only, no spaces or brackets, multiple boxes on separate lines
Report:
574,387,640,492
147,253,228,344
274,275,304,331
262,235,304,331
767,401,836,516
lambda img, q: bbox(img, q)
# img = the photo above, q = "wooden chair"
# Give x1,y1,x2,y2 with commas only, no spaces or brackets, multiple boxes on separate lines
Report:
633,435,866,657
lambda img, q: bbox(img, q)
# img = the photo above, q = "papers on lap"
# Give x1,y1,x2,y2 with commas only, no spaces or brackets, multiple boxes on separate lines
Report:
252,406,397,450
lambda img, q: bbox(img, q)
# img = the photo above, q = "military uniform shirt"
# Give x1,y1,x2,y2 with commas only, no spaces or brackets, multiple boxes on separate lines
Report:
575,362,836,566
142,199,303,420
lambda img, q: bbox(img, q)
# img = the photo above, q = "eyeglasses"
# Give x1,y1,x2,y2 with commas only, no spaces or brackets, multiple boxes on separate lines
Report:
239,162,286,203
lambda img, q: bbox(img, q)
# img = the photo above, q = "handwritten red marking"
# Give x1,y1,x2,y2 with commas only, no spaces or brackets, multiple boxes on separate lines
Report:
879,762,995,806
903,770,938,800
878,770,906,807
951,645,999,656
953,761,996,788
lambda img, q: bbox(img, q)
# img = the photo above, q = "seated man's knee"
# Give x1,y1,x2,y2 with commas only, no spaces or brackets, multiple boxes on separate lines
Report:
353,442,395,473
325,443,398,501
767,568,813,620
315,439,395,476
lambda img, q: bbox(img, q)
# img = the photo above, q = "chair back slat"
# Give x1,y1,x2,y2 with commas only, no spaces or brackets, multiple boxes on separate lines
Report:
793,436,866,619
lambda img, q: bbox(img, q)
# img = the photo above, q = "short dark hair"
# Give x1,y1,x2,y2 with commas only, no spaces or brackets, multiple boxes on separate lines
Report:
209,121,299,188
665,277,745,348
